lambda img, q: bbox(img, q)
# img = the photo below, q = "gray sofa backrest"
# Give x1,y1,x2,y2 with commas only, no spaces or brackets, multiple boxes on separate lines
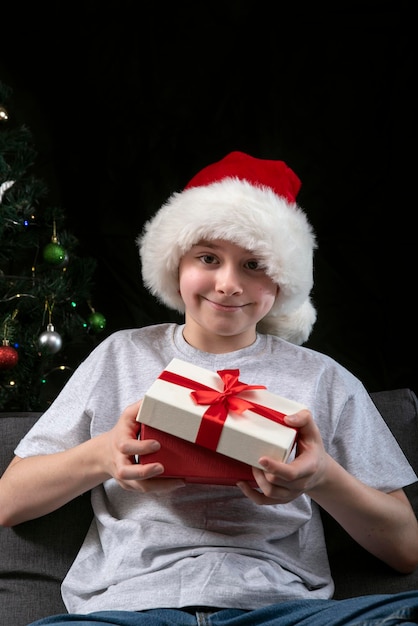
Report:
0,413,93,624
324,389,418,598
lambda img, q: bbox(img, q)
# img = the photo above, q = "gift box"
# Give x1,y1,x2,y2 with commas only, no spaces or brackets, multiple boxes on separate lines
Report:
136,358,304,481
140,424,257,485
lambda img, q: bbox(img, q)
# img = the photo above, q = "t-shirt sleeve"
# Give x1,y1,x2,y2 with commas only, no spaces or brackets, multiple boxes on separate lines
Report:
322,378,418,493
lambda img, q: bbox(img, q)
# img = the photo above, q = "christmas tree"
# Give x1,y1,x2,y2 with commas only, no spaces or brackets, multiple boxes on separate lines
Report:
0,81,106,411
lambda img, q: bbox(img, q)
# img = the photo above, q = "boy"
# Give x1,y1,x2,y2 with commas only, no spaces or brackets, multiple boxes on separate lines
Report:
1,151,418,626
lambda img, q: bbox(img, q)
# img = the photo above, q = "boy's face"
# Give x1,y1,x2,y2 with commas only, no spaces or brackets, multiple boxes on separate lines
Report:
178,239,279,352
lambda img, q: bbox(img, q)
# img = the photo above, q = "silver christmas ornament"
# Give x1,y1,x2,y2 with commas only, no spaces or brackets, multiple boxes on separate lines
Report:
38,323,62,354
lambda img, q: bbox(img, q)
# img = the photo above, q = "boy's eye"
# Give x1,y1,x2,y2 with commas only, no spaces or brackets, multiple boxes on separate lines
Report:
199,254,218,265
246,260,262,270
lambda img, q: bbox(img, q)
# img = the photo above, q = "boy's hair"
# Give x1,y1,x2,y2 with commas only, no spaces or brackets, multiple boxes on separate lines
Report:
138,151,317,345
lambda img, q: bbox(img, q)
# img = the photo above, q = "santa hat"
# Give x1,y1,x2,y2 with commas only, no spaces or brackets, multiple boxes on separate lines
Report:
137,151,317,344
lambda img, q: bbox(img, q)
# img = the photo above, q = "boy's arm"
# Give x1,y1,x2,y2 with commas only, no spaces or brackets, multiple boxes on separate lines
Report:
307,457,418,574
238,409,418,574
0,401,184,527
0,438,110,525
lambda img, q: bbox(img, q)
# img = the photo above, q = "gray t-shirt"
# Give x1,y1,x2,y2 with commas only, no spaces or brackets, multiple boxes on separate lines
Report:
15,323,417,613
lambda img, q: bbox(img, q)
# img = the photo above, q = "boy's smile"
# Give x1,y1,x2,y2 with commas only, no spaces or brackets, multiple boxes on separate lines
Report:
178,239,279,353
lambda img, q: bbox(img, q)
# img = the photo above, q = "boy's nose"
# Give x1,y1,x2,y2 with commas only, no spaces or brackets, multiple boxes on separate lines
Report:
215,266,243,295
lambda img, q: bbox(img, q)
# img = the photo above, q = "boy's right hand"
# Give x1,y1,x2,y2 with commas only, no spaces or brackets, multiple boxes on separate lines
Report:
104,400,186,494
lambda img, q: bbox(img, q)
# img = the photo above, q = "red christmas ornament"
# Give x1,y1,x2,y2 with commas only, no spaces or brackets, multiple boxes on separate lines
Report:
0,341,19,370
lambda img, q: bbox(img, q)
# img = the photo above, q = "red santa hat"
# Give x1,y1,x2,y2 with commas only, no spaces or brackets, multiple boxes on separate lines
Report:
138,151,317,344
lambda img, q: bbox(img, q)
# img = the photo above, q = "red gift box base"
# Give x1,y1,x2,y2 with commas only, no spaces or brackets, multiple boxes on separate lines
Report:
140,424,257,486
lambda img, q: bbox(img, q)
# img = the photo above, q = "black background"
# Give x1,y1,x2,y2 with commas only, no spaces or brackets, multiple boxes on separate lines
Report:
1,1,416,395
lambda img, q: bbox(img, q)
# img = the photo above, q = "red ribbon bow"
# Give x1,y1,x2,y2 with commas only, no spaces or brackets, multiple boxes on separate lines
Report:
158,368,292,452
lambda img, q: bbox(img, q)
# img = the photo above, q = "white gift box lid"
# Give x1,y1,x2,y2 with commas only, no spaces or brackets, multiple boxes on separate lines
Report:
137,358,304,467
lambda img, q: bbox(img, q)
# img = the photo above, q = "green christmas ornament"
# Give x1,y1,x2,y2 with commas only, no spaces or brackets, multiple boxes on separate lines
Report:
88,311,106,332
43,241,66,265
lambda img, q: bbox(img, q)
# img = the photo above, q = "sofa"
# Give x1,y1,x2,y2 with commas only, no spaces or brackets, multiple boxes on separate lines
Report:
1,388,418,626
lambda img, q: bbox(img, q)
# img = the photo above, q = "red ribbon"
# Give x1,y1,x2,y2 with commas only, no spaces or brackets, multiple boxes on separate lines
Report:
158,368,293,452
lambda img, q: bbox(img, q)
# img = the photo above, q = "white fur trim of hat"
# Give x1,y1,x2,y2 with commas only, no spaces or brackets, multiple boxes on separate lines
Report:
137,151,317,345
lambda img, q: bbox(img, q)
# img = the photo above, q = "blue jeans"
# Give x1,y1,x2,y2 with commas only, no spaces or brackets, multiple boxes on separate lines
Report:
28,591,418,625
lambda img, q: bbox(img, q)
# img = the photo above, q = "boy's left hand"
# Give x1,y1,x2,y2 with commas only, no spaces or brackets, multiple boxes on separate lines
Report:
237,409,329,505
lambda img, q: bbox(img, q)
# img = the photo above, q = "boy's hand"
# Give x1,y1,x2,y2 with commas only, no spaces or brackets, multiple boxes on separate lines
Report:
105,400,185,494
237,408,328,505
